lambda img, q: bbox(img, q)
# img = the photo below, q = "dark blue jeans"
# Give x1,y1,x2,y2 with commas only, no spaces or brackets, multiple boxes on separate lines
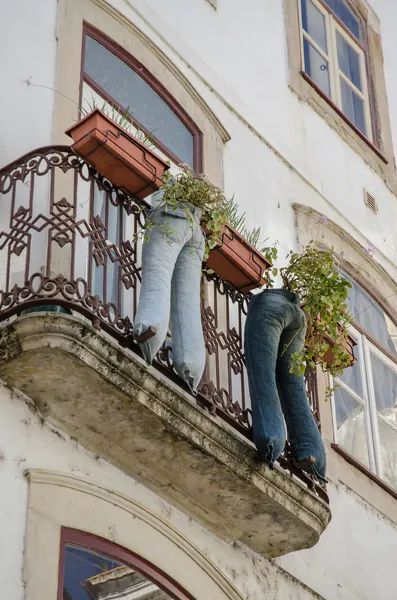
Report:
244,289,326,481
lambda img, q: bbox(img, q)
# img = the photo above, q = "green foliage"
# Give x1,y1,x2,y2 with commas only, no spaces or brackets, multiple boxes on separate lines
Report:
278,241,353,377
138,167,229,260
224,196,246,233
324,384,339,402
81,97,156,149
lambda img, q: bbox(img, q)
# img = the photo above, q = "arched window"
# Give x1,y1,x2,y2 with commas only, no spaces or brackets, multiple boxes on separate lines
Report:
79,25,205,307
332,270,397,491
81,25,203,172
59,528,194,600
25,470,243,600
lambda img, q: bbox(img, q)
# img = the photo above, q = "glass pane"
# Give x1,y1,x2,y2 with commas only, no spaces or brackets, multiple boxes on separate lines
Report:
63,545,175,600
370,352,397,428
84,36,194,167
343,272,397,356
340,78,366,134
337,353,363,397
334,386,370,468
377,418,397,491
106,197,121,307
303,38,331,97
92,189,106,302
323,0,361,39
336,31,361,90
301,0,328,53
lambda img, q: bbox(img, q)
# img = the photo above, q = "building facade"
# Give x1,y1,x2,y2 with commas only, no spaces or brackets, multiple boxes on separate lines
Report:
1,1,397,599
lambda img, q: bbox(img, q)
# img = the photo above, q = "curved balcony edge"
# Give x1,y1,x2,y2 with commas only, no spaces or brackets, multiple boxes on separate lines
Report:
0,312,331,558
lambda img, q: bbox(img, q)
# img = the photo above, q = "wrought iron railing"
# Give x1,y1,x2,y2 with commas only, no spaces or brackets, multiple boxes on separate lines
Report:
0,146,327,502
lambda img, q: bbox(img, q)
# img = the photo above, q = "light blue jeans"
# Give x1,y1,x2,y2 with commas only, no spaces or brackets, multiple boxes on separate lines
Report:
133,196,206,393
244,289,327,481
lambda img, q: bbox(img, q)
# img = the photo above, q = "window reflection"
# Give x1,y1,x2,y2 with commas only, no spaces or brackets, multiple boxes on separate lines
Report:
334,385,370,468
336,32,361,90
91,188,121,306
340,78,366,134
338,356,363,397
303,38,331,97
63,545,174,600
322,0,361,39
84,35,194,168
301,0,328,53
344,272,397,356
377,417,397,491
371,353,397,426
370,352,397,490
334,271,397,491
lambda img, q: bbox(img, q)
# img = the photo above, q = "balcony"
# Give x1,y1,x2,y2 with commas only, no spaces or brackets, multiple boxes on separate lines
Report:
0,146,331,557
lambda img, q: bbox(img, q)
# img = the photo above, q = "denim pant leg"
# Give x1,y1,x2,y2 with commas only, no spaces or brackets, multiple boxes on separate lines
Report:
244,294,288,466
277,307,327,481
133,212,188,365
170,221,206,393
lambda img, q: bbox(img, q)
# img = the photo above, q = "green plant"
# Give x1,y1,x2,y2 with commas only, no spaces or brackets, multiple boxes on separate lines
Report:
224,197,278,263
269,241,353,377
23,77,156,150
136,166,229,260
81,96,156,149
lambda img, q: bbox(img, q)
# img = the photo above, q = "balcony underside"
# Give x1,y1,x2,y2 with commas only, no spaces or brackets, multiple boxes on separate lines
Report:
0,312,331,558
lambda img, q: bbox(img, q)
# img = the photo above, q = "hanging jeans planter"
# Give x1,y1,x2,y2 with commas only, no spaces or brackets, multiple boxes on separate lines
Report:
244,289,327,482
133,194,206,394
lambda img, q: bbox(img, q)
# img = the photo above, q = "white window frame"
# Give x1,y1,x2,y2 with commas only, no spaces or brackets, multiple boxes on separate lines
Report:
299,0,373,141
332,324,397,488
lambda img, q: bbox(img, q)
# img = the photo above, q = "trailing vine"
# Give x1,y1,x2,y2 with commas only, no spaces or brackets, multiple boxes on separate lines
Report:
269,241,354,377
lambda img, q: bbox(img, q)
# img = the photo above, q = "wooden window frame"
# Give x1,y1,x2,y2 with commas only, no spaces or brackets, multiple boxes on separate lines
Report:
299,0,373,144
81,23,203,173
58,527,195,600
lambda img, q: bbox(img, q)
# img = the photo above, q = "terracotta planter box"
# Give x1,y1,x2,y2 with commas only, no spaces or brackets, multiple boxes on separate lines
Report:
322,331,357,368
65,109,169,199
205,224,271,293
302,307,357,369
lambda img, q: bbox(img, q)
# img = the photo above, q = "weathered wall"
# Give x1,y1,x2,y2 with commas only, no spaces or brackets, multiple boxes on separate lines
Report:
0,381,322,600
1,378,397,600
277,482,397,600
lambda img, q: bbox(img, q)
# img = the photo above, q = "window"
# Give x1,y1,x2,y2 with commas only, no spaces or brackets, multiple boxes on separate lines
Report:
25,470,241,600
299,0,372,139
82,27,202,171
332,272,397,491
60,529,193,600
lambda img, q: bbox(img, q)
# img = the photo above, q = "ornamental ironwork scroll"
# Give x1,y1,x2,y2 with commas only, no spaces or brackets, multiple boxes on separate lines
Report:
0,145,325,502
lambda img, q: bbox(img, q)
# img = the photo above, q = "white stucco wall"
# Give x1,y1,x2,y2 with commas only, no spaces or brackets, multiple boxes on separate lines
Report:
101,0,397,276
1,380,396,600
0,382,321,600
0,0,58,166
277,482,397,600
